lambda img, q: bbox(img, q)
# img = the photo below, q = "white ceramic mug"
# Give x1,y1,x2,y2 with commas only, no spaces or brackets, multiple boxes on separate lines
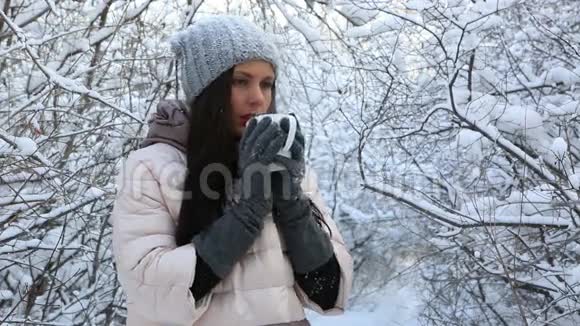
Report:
247,113,297,172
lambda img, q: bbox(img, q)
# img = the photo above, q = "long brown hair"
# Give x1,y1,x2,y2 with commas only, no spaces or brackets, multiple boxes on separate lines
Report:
175,66,329,246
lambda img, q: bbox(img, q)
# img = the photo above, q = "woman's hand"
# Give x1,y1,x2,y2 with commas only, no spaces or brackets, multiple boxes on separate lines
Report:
238,116,287,173
270,115,306,202
238,116,287,209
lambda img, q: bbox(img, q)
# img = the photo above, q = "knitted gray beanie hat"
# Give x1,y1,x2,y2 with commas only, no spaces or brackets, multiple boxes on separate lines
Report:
169,15,281,103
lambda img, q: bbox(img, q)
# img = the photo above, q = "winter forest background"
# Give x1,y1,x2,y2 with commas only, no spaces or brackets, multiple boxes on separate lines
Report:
1,0,580,325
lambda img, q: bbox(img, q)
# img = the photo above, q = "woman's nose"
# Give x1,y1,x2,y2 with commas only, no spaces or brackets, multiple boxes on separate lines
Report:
248,84,266,106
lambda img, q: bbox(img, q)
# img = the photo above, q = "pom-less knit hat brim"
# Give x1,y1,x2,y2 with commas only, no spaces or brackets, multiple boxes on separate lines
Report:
169,15,281,103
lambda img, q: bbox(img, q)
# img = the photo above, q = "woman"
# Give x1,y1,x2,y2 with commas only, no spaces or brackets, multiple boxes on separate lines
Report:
110,15,353,326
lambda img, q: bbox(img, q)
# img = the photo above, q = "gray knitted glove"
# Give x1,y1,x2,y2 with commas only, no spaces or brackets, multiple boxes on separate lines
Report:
192,117,287,278
271,117,334,274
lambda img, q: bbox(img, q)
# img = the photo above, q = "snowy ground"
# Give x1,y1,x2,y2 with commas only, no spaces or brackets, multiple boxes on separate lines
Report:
307,284,421,326
309,310,382,326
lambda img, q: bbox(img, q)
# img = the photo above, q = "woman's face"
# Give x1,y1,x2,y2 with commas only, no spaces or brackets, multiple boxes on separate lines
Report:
230,60,275,138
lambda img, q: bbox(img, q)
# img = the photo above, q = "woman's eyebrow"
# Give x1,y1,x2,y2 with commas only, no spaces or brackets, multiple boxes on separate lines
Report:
234,71,275,80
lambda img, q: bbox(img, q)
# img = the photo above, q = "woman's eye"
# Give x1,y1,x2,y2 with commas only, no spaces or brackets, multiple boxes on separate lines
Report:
233,79,248,86
261,82,273,89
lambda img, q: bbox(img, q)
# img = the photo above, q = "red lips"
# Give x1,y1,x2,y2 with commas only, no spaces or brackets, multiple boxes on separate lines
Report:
240,114,255,126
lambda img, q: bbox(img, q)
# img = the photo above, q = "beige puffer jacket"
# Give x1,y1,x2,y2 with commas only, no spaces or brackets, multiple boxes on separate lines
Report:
109,100,353,326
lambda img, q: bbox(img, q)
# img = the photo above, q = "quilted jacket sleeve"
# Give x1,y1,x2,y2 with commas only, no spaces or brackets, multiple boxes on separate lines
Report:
110,150,211,325
294,167,354,315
